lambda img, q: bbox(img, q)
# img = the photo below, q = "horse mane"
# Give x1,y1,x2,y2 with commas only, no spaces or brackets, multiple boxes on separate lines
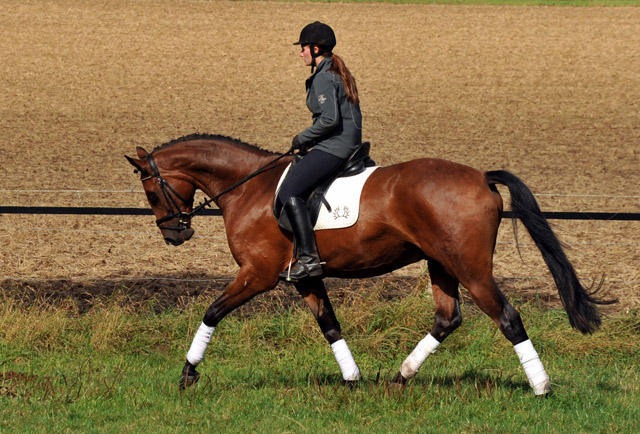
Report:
153,133,280,156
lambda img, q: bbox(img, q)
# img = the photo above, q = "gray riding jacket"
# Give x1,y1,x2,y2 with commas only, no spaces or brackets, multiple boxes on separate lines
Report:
296,57,362,159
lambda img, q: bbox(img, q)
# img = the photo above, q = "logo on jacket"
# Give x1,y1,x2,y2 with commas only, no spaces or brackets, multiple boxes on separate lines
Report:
318,94,327,104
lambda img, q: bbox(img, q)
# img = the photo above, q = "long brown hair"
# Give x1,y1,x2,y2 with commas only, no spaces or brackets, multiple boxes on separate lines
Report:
329,54,359,105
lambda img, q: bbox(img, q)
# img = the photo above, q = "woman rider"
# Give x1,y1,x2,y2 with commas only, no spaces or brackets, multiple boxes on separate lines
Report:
278,21,363,281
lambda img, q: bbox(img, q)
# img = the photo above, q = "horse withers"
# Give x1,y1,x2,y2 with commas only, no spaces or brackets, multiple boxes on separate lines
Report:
126,134,614,395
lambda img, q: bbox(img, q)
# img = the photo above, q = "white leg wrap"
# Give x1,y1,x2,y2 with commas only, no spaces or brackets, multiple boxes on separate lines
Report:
186,322,215,366
400,333,440,380
331,339,361,381
514,339,551,395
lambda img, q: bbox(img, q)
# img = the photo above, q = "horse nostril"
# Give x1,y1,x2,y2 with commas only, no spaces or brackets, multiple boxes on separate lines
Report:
165,237,182,246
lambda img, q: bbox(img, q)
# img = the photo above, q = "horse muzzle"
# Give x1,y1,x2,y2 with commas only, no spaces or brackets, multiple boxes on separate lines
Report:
162,227,195,246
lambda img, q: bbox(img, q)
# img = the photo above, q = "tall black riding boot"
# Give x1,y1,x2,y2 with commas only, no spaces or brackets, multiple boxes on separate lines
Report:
279,197,324,281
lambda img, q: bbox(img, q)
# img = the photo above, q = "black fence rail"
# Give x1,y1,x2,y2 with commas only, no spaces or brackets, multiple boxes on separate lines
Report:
1,206,639,221
0,206,222,216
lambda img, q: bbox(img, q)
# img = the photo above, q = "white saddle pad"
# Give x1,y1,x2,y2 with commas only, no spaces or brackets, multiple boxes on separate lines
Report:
276,165,379,230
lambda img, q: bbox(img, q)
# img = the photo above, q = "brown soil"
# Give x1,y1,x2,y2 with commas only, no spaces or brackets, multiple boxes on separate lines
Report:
1,1,639,313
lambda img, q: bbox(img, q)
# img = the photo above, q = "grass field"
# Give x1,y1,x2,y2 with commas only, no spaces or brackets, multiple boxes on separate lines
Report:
2,287,639,432
1,0,640,432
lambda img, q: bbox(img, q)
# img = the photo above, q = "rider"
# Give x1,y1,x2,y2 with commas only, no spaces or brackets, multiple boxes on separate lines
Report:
278,21,363,281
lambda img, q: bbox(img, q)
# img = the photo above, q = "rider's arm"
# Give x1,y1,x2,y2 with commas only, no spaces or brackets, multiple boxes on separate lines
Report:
297,74,339,145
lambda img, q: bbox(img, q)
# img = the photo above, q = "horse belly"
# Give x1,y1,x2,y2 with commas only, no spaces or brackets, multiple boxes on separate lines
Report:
321,234,425,278
316,202,426,277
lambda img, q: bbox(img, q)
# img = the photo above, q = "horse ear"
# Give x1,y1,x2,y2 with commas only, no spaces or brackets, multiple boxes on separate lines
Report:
136,146,149,159
125,155,144,172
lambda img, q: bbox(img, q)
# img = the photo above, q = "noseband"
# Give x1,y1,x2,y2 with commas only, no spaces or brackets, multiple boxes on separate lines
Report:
141,148,295,232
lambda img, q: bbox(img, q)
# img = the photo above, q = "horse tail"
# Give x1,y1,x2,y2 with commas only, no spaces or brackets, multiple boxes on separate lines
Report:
485,170,616,334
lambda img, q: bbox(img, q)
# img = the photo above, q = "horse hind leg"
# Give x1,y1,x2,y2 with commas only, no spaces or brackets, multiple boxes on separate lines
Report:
464,275,551,396
392,260,462,384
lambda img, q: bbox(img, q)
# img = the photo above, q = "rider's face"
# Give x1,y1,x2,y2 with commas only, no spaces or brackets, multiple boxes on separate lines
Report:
300,45,315,66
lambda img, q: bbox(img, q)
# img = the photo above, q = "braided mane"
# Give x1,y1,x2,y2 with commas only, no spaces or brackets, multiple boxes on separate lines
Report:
153,133,280,156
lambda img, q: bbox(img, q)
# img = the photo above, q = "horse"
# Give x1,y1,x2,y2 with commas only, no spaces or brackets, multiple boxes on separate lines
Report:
126,133,613,395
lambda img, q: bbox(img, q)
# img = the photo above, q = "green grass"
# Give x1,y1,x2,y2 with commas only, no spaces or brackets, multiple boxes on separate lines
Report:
1,286,639,433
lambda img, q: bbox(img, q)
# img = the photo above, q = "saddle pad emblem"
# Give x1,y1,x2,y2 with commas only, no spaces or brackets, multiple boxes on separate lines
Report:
276,165,379,231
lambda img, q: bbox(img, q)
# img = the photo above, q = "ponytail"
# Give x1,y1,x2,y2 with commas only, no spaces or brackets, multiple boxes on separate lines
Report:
329,54,359,105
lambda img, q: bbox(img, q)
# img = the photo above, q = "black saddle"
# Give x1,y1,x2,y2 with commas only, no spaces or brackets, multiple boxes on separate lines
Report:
274,142,376,232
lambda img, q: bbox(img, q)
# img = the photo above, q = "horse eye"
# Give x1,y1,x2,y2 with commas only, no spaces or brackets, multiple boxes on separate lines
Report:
146,192,159,205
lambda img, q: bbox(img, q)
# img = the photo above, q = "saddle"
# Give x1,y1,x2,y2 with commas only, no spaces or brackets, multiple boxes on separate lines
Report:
274,142,376,232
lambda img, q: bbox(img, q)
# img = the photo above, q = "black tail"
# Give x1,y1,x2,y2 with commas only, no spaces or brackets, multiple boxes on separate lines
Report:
486,170,616,334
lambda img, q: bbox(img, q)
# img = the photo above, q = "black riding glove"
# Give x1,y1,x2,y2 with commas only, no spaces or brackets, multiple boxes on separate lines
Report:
292,135,303,150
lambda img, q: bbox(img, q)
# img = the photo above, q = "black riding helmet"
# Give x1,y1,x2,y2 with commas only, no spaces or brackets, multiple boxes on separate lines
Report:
294,22,336,72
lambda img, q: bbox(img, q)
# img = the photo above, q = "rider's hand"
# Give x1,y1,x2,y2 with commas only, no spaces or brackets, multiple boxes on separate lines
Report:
292,135,303,150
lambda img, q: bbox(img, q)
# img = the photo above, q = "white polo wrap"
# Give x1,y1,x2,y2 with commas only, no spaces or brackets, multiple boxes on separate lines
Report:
186,322,215,366
514,339,551,395
331,339,361,381
400,333,440,379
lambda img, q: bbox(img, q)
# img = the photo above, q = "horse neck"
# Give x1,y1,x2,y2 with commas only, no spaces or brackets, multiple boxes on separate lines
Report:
156,139,282,203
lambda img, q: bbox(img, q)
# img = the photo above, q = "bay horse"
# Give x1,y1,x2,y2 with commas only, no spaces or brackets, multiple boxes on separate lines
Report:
126,134,612,395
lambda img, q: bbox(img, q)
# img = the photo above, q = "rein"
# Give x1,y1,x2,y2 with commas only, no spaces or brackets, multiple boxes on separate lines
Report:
143,147,295,231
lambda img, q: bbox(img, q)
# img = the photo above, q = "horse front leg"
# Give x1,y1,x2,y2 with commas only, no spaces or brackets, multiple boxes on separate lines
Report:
392,260,462,385
179,269,278,389
294,278,361,383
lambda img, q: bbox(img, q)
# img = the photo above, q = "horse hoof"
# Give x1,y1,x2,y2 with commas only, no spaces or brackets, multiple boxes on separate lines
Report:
345,379,360,389
390,372,408,386
535,388,552,398
179,363,200,390
533,379,552,397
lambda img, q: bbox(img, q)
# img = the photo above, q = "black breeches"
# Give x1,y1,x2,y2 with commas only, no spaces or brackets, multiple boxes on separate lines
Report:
277,149,344,207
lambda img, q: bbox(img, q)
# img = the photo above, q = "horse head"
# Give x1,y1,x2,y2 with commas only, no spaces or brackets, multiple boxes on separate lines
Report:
126,146,196,246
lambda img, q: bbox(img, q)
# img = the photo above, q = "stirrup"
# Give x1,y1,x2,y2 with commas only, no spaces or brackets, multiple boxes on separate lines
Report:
280,258,325,281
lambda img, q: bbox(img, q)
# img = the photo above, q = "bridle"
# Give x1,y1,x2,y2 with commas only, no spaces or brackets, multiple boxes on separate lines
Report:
141,148,295,233
141,153,197,233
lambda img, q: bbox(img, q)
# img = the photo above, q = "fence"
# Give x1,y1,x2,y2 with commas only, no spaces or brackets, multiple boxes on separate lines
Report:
2,198,639,291
2,187,639,220
1,206,639,221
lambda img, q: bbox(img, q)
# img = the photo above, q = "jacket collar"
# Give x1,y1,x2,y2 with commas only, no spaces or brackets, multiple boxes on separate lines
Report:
308,57,332,82
315,56,332,73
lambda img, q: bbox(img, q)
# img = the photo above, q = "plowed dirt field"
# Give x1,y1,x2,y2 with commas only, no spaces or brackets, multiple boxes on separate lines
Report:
1,1,639,313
